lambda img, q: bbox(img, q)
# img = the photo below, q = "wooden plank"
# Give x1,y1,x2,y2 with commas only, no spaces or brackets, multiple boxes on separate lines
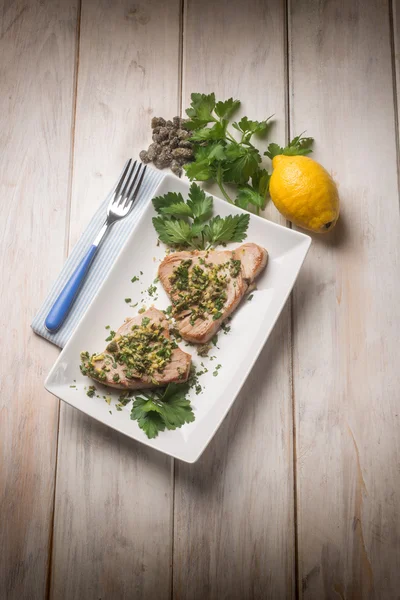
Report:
289,1,400,597
49,1,181,598
173,1,295,598
393,0,400,133
0,0,78,598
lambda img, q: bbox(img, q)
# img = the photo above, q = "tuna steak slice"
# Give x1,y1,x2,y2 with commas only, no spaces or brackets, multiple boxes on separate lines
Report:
80,307,191,390
158,243,268,344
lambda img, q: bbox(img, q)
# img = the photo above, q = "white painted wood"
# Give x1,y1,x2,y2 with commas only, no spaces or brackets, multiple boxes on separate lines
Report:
50,1,181,598
173,1,295,598
393,0,400,136
290,0,400,597
0,0,78,598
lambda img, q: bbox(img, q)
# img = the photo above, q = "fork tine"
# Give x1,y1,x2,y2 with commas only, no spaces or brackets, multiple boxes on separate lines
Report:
124,164,147,210
118,160,138,207
122,162,142,208
110,158,132,206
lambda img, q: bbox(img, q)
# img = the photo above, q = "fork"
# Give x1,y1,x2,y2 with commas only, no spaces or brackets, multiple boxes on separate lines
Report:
45,159,147,333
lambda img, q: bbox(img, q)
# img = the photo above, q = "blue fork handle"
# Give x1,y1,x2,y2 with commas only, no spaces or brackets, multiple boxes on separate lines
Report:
45,244,98,332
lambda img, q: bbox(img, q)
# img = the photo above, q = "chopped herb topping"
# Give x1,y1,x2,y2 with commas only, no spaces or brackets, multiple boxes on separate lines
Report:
168,257,240,326
147,284,157,297
230,259,241,278
80,317,178,384
131,276,139,283
105,330,116,342
221,322,231,334
138,307,146,314
125,298,132,303
197,343,212,357
247,294,254,301
118,392,133,406
105,325,110,329
86,385,96,398
213,364,222,377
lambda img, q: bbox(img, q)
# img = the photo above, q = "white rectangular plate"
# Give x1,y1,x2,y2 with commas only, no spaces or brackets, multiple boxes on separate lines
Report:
45,174,311,462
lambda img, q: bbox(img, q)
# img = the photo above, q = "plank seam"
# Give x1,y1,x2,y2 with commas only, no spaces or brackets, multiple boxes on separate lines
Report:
389,0,400,201
285,0,300,597
171,1,185,598
178,0,185,117
45,1,82,597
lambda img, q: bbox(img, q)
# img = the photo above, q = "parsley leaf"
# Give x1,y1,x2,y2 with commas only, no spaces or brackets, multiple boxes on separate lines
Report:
264,143,283,160
236,186,265,210
152,217,193,246
159,202,194,218
156,383,194,429
153,191,185,213
190,121,227,142
232,116,272,138
265,134,314,159
130,383,194,439
131,396,166,439
187,183,213,222
223,145,261,184
185,147,217,181
185,93,216,128
252,168,271,197
203,214,250,244
215,98,241,120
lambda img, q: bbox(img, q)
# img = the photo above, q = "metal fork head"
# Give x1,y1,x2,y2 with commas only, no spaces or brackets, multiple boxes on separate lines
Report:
107,159,147,221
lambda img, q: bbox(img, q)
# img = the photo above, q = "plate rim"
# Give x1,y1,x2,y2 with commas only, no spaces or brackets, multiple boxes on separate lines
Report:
45,173,311,462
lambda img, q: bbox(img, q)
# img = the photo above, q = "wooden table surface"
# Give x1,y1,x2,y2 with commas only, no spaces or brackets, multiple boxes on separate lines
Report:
1,0,400,598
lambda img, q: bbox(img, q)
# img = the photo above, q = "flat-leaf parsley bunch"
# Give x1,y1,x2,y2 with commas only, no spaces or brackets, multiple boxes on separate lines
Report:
152,182,249,249
182,93,313,213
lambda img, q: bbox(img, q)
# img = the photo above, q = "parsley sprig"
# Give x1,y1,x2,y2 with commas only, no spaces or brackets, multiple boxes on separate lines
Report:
183,93,313,214
130,382,194,439
152,182,249,250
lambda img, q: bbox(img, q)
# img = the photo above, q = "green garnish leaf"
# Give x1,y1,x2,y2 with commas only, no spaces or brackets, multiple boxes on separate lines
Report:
185,92,216,128
131,396,166,439
265,134,314,159
152,192,185,213
215,98,241,120
187,182,213,222
152,216,193,246
223,144,261,184
190,121,227,142
252,168,271,198
203,213,250,244
264,143,283,160
236,185,265,210
130,383,194,439
232,116,272,138
159,202,194,218
184,145,218,181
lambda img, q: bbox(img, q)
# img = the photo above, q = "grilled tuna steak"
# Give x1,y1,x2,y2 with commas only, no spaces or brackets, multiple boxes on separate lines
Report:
80,307,191,389
158,243,268,343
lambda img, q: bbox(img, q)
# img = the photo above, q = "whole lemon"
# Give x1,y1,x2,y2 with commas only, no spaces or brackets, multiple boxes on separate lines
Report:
269,155,340,232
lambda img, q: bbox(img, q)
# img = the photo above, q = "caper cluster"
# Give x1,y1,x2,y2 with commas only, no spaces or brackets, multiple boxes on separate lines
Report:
139,116,194,177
